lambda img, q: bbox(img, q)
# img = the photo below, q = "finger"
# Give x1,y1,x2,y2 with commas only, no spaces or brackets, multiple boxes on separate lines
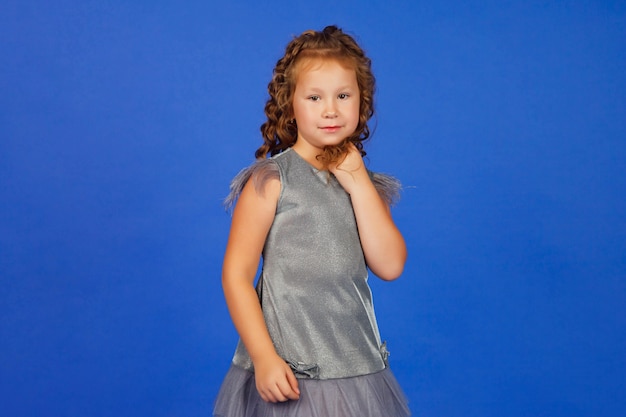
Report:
286,369,300,396
275,379,299,401
269,384,288,402
258,386,278,403
263,390,278,403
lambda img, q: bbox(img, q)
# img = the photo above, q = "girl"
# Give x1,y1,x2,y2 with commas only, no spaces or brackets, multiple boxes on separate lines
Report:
214,26,410,417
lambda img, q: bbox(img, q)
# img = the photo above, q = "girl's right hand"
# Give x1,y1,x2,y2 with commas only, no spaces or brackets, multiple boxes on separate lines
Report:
254,353,300,403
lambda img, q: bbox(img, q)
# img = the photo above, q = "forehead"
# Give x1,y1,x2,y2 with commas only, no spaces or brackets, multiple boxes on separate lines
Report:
295,54,355,73
293,57,357,83
296,54,354,69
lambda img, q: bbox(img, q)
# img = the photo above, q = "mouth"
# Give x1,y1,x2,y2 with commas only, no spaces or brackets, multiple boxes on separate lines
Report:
319,125,342,133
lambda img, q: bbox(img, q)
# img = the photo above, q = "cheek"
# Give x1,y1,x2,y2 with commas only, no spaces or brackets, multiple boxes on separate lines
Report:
350,102,361,124
292,102,305,122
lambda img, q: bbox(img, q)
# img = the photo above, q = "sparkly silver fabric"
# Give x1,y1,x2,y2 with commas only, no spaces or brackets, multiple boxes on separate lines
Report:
229,148,399,380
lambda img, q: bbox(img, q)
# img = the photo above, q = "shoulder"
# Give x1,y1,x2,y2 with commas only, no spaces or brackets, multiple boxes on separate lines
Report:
224,157,282,209
368,170,402,206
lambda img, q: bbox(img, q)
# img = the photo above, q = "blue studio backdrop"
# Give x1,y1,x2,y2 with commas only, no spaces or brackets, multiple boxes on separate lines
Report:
1,1,625,416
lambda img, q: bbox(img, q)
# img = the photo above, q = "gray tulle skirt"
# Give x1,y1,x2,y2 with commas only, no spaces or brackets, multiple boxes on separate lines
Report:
213,364,410,417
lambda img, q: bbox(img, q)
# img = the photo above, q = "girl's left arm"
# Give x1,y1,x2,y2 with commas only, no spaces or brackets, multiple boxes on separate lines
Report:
330,145,407,280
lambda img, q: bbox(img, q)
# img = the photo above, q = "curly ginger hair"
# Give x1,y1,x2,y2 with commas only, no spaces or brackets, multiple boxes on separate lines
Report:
256,25,376,168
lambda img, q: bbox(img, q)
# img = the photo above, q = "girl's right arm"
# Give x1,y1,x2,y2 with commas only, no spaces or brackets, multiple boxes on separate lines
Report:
221,174,300,403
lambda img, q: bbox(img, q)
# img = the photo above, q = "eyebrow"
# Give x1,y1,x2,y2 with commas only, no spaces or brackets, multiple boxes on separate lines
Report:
303,86,357,93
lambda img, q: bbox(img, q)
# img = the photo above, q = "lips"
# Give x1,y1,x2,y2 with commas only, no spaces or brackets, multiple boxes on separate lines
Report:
320,126,341,133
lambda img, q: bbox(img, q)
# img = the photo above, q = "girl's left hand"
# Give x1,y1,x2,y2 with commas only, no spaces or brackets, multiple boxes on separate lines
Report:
329,142,407,281
329,143,367,195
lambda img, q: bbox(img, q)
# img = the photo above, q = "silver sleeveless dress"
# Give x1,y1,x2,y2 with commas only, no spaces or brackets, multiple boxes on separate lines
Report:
214,148,410,417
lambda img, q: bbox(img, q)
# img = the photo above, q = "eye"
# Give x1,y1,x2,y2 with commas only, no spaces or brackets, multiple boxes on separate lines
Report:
308,95,321,101
338,93,350,100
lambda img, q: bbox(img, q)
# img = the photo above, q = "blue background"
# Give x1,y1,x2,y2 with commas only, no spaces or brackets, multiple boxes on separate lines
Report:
1,1,625,416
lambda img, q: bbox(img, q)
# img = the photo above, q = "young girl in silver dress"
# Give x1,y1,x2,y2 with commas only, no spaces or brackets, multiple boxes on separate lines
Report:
214,25,410,417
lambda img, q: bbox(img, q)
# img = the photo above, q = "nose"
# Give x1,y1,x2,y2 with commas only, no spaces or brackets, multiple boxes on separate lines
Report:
323,102,337,118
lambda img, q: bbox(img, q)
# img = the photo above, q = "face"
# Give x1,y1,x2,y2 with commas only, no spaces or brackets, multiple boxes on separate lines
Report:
291,59,360,161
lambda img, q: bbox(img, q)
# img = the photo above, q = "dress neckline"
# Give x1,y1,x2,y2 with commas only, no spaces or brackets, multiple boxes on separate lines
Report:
287,147,326,172
283,147,336,184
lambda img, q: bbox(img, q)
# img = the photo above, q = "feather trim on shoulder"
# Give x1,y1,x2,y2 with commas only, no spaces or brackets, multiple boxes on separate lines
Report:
224,158,280,209
370,171,402,206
